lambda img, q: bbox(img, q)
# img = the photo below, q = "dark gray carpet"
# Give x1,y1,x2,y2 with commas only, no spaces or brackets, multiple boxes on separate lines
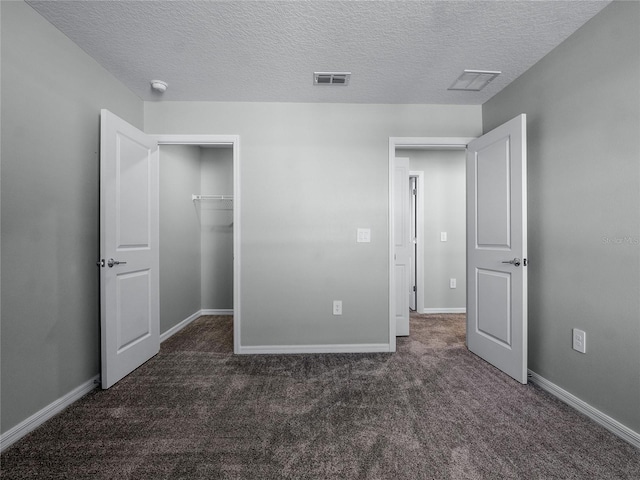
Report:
2,313,639,479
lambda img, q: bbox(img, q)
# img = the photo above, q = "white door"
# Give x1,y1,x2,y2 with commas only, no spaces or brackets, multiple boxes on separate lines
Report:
394,157,411,336
99,109,160,389
467,114,527,383
409,176,417,311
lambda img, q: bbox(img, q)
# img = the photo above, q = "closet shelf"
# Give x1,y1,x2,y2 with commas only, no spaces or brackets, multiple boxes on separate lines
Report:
192,194,234,201
192,194,233,210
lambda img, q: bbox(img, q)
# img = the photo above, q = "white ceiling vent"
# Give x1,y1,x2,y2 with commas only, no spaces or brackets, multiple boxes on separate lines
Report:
448,70,501,91
314,72,351,86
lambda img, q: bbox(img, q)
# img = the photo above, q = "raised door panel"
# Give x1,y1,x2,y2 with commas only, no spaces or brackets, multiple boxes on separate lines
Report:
116,134,152,250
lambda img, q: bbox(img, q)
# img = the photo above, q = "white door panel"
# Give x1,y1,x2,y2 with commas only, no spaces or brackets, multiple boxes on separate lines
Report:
394,157,411,336
100,109,159,389
115,270,152,352
467,114,527,384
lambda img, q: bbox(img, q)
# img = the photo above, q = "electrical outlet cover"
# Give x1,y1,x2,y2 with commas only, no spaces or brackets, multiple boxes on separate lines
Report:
333,300,342,315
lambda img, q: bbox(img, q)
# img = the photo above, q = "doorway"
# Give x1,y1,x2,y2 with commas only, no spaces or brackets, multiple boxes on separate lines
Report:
406,150,466,315
155,135,241,354
388,137,473,351
99,112,242,387
389,117,528,383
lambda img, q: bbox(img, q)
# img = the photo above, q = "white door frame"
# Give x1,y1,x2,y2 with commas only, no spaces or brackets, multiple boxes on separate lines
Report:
388,137,474,351
153,135,241,354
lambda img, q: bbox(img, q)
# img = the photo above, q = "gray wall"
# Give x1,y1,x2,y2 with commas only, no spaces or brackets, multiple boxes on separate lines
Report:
159,145,202,332
200,148,234,310
483,1,640,432
1,1,143,434
145,103,482,346
406,150,466,311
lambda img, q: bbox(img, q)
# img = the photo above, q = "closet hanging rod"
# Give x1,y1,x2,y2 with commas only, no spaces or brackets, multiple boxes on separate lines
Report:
192,194,234,201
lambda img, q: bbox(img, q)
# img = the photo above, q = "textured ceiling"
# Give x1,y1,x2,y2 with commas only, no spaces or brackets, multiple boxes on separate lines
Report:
27,0,610,104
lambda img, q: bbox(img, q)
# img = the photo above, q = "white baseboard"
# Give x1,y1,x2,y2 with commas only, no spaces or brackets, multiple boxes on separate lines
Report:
0,375,99,453
159,310,202,343
160,310,233,343
422,308,466,314
2,309,229,452
528,370,640,449
200,309,234,316
238,343,391,355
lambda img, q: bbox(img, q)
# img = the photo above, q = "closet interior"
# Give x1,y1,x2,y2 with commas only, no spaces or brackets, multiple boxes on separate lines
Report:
158,144,234,333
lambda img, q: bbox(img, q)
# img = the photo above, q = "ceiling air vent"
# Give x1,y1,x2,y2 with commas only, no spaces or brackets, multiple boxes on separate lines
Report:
448,70,501,91
314,72,351,86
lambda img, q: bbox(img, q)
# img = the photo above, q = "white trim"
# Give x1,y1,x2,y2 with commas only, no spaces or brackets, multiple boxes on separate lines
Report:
528,370,640,449
160,310,235,343
232,139,241,355
151,134,237,146
201,309,234,316
394,137,476,149
422,308,467,314
0,375,99,452
159,310,202,343
389,137,475,351
238,343,391,355
388,141,396,351
153,135,241,354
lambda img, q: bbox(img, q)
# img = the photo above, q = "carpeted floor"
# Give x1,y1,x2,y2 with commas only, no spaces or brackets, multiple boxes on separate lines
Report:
2,313,639,479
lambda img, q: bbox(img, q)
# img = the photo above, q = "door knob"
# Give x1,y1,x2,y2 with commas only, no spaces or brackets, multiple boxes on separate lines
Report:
107,258,127,268
501,258,521,267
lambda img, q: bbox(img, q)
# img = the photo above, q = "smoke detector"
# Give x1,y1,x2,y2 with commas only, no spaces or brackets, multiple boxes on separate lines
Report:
150,80,168,93
313,72,351,86
448,70,500,91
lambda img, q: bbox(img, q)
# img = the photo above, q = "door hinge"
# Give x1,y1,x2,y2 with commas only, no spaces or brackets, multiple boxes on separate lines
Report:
413,286,416,292
412,189,417,196
523,258,528,266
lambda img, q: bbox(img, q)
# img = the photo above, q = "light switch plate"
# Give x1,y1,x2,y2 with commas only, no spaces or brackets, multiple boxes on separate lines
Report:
572,328,586,353
357,228,371,243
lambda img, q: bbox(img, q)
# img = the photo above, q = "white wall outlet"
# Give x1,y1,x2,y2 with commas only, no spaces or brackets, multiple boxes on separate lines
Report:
572,328,586,353
357,228,371,243
441,232,447,242
333,300,342,315
450,278,457,289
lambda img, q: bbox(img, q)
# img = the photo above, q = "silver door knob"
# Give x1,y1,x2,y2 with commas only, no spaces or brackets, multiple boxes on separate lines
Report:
107,258,127,268
501,258,521,267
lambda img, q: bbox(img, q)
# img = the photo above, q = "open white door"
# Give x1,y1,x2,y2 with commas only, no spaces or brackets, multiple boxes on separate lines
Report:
393,157,411,336
409,176,417,312
99,109,160,389
467,114,527,384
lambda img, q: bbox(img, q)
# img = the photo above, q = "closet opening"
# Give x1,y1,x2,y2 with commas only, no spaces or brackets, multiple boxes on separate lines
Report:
155,135,241,353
